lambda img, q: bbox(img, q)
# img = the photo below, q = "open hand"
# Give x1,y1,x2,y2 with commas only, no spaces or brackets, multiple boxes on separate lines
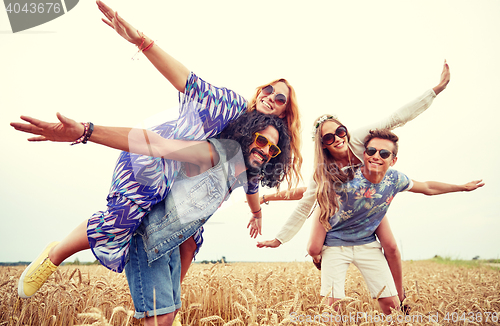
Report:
11,113,83,143
433,60,450,95
97,0,142,46
256,239,281,248
247,216,262,238
463,179,485,191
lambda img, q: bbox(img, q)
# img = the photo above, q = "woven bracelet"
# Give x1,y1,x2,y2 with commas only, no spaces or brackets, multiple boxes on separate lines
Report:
82,122,94,144
71,122,93,145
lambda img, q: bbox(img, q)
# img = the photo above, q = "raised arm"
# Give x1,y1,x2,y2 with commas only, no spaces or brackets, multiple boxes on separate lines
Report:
374,61,449,129
11,113,215,167
96,1,190,93
348,61,451,159
409,179,484,196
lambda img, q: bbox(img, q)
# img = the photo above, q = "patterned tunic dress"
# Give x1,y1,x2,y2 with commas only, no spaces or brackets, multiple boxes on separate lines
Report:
87,72,249,272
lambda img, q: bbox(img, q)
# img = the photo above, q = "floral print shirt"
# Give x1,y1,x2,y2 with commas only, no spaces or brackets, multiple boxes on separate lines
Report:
324,167,412,247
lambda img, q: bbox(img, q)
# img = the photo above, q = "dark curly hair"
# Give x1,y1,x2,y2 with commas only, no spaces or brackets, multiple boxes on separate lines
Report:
219,111,291,189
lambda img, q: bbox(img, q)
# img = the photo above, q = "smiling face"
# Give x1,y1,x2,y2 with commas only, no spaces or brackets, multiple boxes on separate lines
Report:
363,137,397,177
321,121,349,158
246,125,280,169
255,81,289,118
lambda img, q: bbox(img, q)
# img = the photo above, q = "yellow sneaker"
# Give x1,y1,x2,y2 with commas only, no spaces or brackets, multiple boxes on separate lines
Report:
18,242,59,298
172,313,182,326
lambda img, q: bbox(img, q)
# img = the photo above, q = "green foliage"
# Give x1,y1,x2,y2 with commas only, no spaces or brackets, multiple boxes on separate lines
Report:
198,256,227,264
431,255,499,270
64,259,101,266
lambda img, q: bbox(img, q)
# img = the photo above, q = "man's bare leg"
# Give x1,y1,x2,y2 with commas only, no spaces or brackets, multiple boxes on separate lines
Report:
376,216,404,302
179,236,196,281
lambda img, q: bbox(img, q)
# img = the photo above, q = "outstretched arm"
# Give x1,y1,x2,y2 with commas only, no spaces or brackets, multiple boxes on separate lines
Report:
378,60,450,129
256,179,317,248
348,61,452,159
409,179,484,196
96,1,190,93
11,113,216,167
259,187,307,204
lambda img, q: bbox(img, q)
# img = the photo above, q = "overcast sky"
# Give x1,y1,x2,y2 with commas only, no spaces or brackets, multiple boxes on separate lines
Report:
1,0,499,264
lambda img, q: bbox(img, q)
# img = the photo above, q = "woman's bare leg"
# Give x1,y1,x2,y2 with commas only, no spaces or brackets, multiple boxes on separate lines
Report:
18,219,91,298
307,208,326,264
375,216,404,302
49,220,90,265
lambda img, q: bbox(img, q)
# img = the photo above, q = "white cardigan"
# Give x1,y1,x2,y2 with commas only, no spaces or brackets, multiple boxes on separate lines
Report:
275,89,437,244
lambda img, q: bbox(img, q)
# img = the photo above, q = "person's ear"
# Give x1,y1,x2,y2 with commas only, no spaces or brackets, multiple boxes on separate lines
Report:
390,156,398,167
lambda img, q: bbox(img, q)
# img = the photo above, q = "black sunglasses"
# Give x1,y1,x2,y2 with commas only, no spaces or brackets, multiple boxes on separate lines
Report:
365,147,394,159
322,126,348,145
261,85,287,106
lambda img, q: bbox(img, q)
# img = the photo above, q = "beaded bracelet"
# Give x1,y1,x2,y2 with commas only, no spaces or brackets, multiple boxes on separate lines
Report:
71,122,94,145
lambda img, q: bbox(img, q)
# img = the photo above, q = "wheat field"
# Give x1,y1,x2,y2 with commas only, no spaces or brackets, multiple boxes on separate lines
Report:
1,261,499,325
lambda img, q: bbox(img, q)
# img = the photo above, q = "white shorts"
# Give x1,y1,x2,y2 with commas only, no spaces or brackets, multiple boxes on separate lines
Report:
320,241,398,299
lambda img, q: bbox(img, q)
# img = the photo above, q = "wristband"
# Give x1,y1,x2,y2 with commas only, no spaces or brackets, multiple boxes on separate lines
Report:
252,207,262,219
82,122,94,144
142,40,155,52
71,122,93,145
251,207,261,214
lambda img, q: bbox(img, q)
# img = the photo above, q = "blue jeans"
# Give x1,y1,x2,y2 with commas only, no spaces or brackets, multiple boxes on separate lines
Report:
125,233,182,319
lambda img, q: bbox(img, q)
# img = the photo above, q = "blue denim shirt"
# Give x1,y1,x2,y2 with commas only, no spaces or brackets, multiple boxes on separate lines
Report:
135,139,244,264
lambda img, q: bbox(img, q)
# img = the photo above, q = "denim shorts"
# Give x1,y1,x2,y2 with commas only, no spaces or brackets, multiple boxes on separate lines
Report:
124,233,182,319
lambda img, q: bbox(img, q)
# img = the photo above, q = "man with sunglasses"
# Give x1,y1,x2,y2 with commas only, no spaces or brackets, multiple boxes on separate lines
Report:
12,110,290,326
315,128,484,315
121,111,291,326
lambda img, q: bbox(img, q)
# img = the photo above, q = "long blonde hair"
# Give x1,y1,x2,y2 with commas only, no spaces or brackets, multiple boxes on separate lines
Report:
247,78,302,191
311,115,355,231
